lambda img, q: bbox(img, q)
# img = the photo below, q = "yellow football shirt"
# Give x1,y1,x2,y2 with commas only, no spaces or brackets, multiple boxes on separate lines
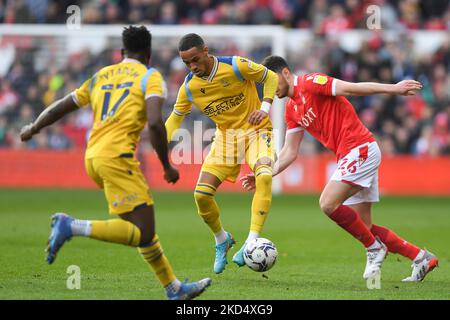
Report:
173,55,276,132
71,58,167,159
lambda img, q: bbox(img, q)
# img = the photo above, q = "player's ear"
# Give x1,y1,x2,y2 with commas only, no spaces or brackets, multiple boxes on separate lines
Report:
203,46,209,55
281,68,290,82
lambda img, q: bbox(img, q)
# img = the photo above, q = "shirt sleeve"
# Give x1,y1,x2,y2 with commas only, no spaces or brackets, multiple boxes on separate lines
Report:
285,99,303,135
144,70,168,100
71,77,92,108
173,82,193,116
301,72,337,96
234,56,269,83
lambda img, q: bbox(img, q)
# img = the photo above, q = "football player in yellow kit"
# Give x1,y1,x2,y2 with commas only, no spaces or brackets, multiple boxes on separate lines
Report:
165,33,278,273
19,26,211,300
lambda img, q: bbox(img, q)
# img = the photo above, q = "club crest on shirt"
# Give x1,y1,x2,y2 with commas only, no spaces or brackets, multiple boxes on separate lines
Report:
220,78,231,87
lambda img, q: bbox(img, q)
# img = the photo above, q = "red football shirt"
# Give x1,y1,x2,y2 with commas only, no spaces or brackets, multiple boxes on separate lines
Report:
285,73,375,160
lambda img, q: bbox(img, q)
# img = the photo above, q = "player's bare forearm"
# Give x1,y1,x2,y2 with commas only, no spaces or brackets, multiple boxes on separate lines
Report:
241,131,301,191
20,94,78,141
147,97,172,170
273,130,304,176
335,79,422,96
273,146,297,177
148,121,171,169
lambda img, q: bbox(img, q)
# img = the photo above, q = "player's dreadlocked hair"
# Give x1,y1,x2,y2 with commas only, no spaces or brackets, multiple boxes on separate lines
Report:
178,33,205,51
261,55,291,73
122,25,152,54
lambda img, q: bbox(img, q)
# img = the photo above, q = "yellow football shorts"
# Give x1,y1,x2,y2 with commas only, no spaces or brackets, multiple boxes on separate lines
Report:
202,128,275,182
85,156,154,215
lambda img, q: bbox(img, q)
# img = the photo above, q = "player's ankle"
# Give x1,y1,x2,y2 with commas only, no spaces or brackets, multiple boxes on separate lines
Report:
70,219,91,236
367,239,382,250
413,249,425,262
165,278,182,295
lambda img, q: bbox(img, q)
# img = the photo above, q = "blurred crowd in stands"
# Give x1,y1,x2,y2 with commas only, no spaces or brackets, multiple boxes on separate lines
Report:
0,0,449,156
1,0,450,31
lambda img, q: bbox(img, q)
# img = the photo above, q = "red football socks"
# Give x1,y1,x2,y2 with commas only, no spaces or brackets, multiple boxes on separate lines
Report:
370,224,421,260
329,205,376,248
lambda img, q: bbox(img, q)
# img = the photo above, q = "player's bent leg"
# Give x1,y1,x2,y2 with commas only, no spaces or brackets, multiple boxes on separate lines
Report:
320,181,387,279
349,202,372,229
46,211,143,264
233,158,273,267
123,204,212,299
194,171,235,274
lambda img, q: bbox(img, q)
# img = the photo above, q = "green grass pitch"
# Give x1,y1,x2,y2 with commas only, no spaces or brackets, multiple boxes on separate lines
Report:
0,189,449,300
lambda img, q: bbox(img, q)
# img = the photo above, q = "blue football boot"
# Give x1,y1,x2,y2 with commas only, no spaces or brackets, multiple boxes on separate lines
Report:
167,278,212,300
214,232,235,274
232,242,247,267
46,213,73,264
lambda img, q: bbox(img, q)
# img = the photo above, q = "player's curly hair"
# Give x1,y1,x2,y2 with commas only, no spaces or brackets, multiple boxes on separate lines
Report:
122,25,151,54
261,55,291,73
178,33,205,51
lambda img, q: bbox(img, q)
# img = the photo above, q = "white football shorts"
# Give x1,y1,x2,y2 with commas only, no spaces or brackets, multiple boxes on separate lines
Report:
330,141,381,205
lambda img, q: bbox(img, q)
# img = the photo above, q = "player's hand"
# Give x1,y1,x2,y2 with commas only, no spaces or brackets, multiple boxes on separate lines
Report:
164,166,180,184
19,123,37,142
240,174,256,192
248,110,268,125
394,80,422,96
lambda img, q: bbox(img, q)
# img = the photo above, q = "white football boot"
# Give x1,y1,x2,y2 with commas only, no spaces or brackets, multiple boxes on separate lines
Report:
402,250,439,282
363,239,388,280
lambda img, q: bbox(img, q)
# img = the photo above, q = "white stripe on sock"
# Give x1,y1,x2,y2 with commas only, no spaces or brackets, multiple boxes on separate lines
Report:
70,219,92,236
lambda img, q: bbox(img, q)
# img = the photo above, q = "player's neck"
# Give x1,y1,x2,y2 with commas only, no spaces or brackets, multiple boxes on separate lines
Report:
204,55,215,77
124,54,148,66
287,75,296,98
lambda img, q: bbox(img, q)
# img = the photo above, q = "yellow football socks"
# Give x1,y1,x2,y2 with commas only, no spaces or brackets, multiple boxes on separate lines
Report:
194,183,223,234
138,234,176,286
90,219,141,246
250,165,273,233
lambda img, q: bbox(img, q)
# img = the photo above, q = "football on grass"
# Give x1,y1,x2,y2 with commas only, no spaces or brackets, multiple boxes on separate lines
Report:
243,238,278,272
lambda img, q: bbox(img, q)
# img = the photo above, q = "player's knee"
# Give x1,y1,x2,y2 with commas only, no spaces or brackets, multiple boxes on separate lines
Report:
255,157,272,169
138,227,155,247
194,190,214,212
319,197,339,216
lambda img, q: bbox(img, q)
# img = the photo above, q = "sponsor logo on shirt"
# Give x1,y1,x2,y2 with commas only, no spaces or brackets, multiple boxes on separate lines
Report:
297,107,317,128
203,93,245,117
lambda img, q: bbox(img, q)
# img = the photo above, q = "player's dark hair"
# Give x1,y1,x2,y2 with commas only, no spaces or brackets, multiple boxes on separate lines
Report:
262,55,291,73
122,25,151,54
178,33,205,51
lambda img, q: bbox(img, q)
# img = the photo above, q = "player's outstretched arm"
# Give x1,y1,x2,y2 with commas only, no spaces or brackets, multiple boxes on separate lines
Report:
20,94,78,142
273,130,304,177
334,79,422,97
241,130,303,192
147,96,179,184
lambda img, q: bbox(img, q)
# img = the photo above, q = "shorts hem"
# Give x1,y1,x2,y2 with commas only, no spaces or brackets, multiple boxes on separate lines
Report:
343,198,380,205
110,200,154,215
